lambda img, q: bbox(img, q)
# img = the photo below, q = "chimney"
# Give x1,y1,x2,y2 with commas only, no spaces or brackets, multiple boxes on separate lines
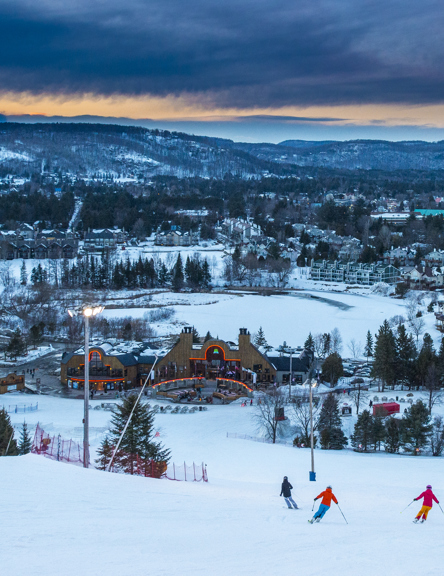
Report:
180,326,193,345
239,328,251,351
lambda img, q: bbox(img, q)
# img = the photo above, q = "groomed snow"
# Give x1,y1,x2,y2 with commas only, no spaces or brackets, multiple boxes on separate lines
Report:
2,392,444,576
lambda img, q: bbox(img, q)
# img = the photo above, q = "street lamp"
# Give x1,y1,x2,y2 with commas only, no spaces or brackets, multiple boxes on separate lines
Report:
309,377,317,481
276,342,297,400
67,305,105,468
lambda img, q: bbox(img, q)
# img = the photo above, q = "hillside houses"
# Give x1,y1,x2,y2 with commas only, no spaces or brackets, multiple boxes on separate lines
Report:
0,227,79,260
220,218,262,244
402,265,444,289
155,229,197,247
310,260,400,285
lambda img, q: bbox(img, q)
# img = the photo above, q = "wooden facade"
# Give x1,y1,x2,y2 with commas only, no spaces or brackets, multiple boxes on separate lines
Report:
60,328,278,391
0,373,25,394
61,347,138,391
155,327,276,385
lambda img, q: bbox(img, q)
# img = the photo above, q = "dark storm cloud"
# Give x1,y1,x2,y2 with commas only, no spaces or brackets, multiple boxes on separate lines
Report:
1,0,444,108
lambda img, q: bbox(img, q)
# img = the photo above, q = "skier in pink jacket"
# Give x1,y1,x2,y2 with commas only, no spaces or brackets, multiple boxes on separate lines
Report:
413,485,439,523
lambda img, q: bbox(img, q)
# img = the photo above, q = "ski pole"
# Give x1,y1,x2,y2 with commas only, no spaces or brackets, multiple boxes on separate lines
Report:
400,500,415,514
312,501,315,512
438,503,444,515
337,503,348,524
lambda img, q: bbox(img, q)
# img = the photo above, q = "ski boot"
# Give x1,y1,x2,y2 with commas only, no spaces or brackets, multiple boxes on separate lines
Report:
413,518,419,523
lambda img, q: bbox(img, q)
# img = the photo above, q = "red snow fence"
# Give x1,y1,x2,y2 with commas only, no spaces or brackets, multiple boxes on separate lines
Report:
31,425,208,482
108,454,208,482
373,402,400,416
32,424,84,466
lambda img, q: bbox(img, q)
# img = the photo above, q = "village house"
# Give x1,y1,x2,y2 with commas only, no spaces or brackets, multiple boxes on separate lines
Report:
221,218,262,244
155,229,195,246
424,249,444,268
83,229,118,250
383,247,415,267
310,260,401,285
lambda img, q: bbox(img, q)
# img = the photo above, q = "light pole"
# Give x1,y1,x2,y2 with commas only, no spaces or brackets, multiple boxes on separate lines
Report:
309,377,316,481
68,305,105,468
277,342,296,400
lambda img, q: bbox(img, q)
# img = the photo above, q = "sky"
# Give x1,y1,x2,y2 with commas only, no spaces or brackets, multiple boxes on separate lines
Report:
1,0,444,143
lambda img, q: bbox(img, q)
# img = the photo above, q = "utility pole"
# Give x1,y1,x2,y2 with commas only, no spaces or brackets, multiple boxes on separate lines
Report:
309,378,316,481
289,348,293,401
68,305,105,469
83,311,90,468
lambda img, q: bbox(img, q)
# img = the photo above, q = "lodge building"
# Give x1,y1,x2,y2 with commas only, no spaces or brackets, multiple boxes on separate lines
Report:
60,328,313,391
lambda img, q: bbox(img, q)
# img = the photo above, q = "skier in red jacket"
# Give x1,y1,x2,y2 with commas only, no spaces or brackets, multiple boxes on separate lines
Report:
308,486,338,523
413,485,439,523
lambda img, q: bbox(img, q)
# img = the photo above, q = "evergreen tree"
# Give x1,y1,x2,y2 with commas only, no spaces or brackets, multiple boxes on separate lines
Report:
304,332,314,352
372,320,397,391
158,261,170,286
322,333,331,357
104,395,170,475
318,393,347,449
0,408,18,455
95,436,113,470
204,331,213,342
416,333,436,388
351,410,373,451
172,253,184,292
192,327,200,344
364,330,373,362
385,417,402,453
371,413,386,451
18,421,32,455
402,400,432,454
321,353,343,385
6,328,27,360
254,326,268,349
201,258,212,289
29,322,45,349
20,260,27,286
396,324,417,389
437,336,444,382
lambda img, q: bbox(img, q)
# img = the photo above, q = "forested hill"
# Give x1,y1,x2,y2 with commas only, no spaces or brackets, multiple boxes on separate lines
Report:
2,122,444,177
0,123,291,179
220,139,444,171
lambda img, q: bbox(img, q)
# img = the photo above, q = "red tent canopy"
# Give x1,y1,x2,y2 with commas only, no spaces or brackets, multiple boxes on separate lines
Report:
373,402,400,416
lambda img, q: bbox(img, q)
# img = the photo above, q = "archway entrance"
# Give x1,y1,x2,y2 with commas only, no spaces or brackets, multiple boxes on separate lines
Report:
190,346,241,379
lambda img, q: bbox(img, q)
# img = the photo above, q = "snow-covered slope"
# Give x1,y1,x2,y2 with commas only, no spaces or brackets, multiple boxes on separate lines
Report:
2,393,444,576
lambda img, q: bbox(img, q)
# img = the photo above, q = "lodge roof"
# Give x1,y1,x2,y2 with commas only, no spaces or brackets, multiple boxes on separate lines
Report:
267,356,311,372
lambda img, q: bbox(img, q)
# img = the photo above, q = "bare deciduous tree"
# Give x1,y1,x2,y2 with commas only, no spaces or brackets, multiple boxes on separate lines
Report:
348,338,363,359
313,333,325,359
409,316,425,344
350,384,370,416
253,389,287,444
291,393,320,444
331,327,343,355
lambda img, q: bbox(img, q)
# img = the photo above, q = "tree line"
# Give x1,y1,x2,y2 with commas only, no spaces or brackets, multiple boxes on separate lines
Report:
29,252,212,292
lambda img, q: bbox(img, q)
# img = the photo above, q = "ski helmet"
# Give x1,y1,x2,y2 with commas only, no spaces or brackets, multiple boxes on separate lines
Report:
427,485,432,489
327,485,332,489
284,476,288,480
